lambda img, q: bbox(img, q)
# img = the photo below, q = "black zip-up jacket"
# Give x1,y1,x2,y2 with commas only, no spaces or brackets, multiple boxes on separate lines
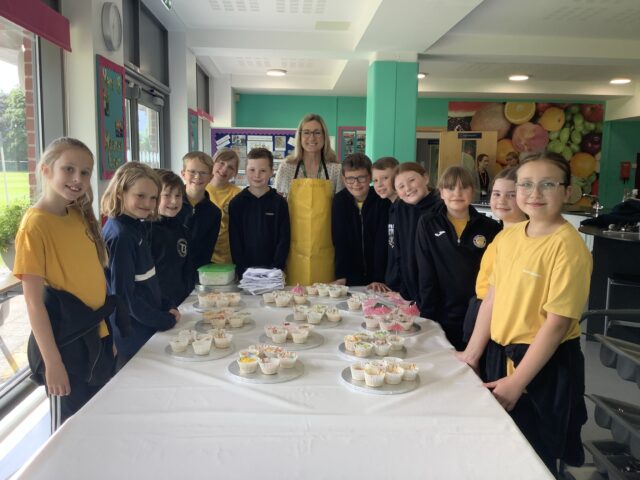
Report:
331,186,389,286
416,203,500,328
176,191,221,277
228,187,290,277
27,287,131,387
391,191,442,302
150,215,194,307
384,199,401,290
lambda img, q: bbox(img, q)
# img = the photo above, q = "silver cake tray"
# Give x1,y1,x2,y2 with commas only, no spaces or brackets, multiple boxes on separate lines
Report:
227,359,304,384
284,313,342,329
164,342,235,362
192,300,246,312
339,366,420,395
360,322,422,337
194,318,256,334
194,283,241,293
258,331,324,351
259,298,303,308
338,342,407,361
335,301,363,313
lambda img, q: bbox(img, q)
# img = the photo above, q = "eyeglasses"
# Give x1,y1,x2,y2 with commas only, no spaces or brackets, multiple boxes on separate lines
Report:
344,175,370,185
515,180,567,195
301,130,323,137
185,169,210,178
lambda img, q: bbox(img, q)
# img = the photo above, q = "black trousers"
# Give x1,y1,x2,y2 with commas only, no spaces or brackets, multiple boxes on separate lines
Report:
49,375,104,432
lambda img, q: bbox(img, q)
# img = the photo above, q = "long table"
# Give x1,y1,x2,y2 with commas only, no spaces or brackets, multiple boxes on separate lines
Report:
16,293,552,479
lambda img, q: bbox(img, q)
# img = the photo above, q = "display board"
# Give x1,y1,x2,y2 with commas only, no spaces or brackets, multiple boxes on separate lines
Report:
337,126,366,162
96,55,126,180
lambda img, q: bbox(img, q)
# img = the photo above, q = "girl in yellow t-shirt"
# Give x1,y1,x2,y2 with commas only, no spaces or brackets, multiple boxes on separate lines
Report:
457,152,592,475
14,138,113,429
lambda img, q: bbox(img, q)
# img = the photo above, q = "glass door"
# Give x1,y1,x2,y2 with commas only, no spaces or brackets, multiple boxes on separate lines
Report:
125,79,165,168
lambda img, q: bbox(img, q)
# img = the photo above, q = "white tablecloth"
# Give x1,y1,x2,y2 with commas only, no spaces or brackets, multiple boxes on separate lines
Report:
16,293,553,479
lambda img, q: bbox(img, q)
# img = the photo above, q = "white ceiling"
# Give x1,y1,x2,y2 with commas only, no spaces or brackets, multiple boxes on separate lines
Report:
143,0,640,101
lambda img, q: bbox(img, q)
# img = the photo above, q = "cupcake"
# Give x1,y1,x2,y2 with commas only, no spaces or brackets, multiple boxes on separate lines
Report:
326,307,341,323
364,364,385,387
364,316,380,329
278,351,298,369
383,356,404,366
239,348,259,358
228,315,244,328
387,335,405,351
339,285,349,296
237,356,258,374
211,317,227,329
400,362,419,381
379,319,393,331
399,318,414,331
202,310,217,324
198,292,217,308
307,311,323,325
291,328,309,344
291,284,307,304
228,292,241,306
306,285,318,296
317,285,329,297
271,327,288,344
296,324,314,333
212,330,232,349
169,337,189,353
264,324,276,338
354,342,373,358
373,339,391,356
384,363,405,385
343,335,358,352
258,357,280,375
400,303,420,318
292,305,308,321
354,332,373,343
275,293,292,307
178,329,197,344
372,330,389,341
347,298,361,311
192,335,213,355
350,362,365,381
262,291,276,303
216,296,230,308
328,286,342,298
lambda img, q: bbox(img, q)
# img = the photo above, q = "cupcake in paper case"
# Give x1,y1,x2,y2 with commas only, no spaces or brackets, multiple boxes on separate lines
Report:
202,310,217,324
296,324,314,333
347,298,361,311
227,292,241,306
305,285,318,296
379,319,393,332
350,362,366,381
339,285,349,296
364,316,379,329
291,284,307,304
291,328,310,344
398,318,414,331
383,356,404,366
278,351,298,368
316,284,330,297
328,286,342,298
178,329,198,344
228,315,244,328
353,332,373,343
326,307,341,323
387,335,405,351
192,335,213,355
293,305,308,321
354,342,374,358
212,329,232,349
237,356,259,374
270,327,288,344
400,362,419,381
372,330,389,341
384,363,405,385
198,292,217,308
262,291,276,304
211,317,227,329
400,303,420,318
373,339,391,357
258,357,280,375
364,364,385,387
276,293,293,307
344,335,358,352
216,296,230,308
239,348,259,358
169,337,189,353
307,311,323,325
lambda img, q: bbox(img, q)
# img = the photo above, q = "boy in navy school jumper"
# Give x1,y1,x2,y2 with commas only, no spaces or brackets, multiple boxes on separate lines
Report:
331,153,389,289
229,148,290,278
176,151,222,280
101,163,179,367
416,166,501,351
372,156,401,291
150,169,194,307
391,162,441,303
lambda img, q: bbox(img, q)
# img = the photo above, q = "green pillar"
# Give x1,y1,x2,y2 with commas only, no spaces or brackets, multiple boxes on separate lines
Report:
365,60,418,162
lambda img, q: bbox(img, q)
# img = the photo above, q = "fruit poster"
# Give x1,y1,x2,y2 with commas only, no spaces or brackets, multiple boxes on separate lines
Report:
96,55,126,180
448,101,604,205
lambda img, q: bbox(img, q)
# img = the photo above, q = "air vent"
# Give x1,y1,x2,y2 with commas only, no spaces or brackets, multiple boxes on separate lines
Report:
315,21,350,31
208,0,260,12
275,0,326,14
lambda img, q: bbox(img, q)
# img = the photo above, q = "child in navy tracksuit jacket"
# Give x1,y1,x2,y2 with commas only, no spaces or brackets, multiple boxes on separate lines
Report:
416,166,500,350
332,153,389,287
101,163,179,367
150,169,194,307
229,148,290,278
176,151,222,279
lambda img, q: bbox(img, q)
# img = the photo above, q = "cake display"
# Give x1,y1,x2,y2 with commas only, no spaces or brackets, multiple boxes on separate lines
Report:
228,344,304,384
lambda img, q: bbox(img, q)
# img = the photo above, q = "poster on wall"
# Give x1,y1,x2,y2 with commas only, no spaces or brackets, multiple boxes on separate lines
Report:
96,55,126,180
212,128,296,185
188,109,199,151
448,101,604,205
337,126,366,162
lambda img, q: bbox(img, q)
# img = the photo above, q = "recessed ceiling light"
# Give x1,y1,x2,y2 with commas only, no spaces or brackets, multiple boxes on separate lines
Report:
417,72,427,79
610,78,631,85
267,69,287,77
509,74,529,81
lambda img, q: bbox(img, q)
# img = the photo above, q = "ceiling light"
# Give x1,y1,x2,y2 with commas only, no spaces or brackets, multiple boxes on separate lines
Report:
267,69,287,77
417,72,427,80
509,74,529,82
610,78,631,85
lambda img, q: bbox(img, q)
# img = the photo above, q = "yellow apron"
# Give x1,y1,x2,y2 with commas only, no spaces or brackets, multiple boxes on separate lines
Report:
285,160,335,285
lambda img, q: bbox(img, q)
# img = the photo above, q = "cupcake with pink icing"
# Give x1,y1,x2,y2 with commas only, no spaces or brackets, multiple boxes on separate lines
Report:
291,284,306,304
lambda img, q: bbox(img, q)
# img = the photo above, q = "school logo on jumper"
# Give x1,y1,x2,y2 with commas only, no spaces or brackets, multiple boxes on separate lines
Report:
434,230,445,237
472,235,487,248
177,238,188,257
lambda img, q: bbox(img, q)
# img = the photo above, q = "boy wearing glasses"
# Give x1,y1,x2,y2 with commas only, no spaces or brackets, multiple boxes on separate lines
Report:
177,151,221,278
331,153,390,289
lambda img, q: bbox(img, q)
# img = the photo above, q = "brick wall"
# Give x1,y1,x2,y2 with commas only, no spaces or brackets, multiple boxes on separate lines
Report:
22,34,37,201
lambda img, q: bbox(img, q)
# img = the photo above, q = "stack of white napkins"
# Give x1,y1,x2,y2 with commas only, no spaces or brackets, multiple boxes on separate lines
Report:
238,268,285,295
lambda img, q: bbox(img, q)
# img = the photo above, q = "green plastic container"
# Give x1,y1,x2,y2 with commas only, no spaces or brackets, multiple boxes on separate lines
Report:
197,263,235,286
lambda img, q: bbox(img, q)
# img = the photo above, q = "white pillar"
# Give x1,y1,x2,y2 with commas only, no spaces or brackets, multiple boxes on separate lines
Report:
213,74,234,127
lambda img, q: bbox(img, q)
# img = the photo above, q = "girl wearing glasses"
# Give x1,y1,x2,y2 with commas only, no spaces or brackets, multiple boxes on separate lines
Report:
415,166,501,351
458,152,591,475
274,113,344,285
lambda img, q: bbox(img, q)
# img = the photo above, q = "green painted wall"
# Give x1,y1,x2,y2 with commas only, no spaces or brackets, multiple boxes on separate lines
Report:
599,120,640,208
